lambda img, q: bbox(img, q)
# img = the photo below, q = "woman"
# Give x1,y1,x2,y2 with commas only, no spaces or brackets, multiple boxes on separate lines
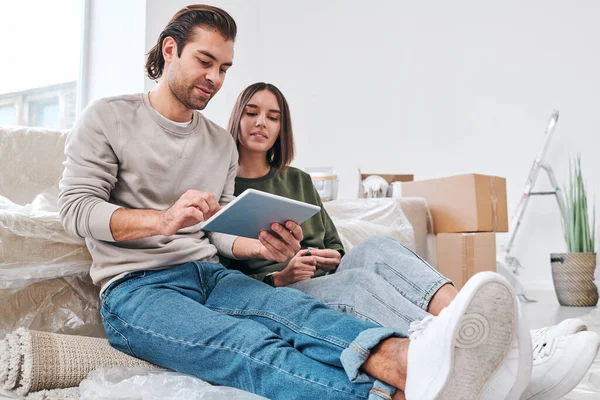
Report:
227,82,455,327
225,82,595,400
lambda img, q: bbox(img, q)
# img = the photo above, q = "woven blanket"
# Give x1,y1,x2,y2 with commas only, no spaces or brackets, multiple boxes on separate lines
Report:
0,328,156,397
25,387,80,399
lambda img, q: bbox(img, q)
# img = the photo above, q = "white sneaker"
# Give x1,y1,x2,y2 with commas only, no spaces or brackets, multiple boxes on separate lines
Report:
530,318,587,342
495,318,588,399
405,272,518,400
480,313,588,399
521,330,600,400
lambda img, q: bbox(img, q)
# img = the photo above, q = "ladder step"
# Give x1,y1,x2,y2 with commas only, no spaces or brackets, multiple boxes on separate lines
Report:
529,191,559,195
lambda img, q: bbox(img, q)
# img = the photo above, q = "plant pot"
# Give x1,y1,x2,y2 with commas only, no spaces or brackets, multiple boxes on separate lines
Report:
551,252,598,307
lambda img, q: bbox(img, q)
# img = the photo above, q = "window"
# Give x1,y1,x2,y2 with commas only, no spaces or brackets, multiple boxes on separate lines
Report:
0,105,16,126
29,98,60,129
0,1,84,129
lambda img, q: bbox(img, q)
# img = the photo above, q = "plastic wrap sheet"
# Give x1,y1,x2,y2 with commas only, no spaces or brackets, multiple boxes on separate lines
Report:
0,275,103,338
0,190,92,292
395,197,437,267
79,368,267,400
0,188,100,337
324,198,415,253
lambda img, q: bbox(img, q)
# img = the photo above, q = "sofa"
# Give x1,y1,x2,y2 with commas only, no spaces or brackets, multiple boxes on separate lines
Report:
0,125,435,397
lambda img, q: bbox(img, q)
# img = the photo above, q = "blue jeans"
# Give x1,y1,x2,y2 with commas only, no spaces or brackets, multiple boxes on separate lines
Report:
290,236,452,334
100,261,401,400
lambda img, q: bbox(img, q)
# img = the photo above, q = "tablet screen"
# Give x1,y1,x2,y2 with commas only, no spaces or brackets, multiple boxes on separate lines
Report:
200,189,321,238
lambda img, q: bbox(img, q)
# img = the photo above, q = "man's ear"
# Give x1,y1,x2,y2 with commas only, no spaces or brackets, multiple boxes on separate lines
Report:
162,36,178,64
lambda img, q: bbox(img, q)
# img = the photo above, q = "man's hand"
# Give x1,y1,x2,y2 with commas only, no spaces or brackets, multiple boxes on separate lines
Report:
307,248,341,271
109,190,221,242
257,221,303,262
272,250,316,287
157,190,221,236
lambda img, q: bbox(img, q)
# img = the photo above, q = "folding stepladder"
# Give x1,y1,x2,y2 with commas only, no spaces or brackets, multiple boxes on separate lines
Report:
496,110,566,302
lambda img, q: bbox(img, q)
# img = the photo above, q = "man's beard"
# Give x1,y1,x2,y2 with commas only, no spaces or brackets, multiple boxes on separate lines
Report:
169,75,213,110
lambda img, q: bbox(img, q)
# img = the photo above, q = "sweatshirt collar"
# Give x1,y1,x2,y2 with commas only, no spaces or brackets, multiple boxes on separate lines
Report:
142,92,200,135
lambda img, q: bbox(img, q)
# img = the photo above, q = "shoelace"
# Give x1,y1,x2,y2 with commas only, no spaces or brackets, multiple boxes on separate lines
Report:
530,326,550,342
531,327,553,360
408,315,434,340
409,294,460,340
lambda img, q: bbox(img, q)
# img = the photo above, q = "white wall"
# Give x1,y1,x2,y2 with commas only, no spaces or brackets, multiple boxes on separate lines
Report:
84,0,147,103
143,0,600,291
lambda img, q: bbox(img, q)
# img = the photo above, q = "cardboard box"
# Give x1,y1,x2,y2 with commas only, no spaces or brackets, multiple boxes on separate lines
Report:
436,232,496,290
358,169,414,198
401,174,508,233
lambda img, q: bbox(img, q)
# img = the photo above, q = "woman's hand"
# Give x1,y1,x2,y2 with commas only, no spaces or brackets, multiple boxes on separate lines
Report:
257,221,303,262
307,248,341,271
273,250,316,287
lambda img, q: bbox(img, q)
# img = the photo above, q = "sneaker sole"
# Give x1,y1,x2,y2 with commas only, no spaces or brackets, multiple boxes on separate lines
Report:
437,274,517,400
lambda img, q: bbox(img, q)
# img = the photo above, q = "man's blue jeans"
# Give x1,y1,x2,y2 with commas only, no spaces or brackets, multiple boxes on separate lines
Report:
100,261,401,399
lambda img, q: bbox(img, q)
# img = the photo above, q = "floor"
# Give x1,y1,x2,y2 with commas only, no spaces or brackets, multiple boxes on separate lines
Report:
522,290,600,399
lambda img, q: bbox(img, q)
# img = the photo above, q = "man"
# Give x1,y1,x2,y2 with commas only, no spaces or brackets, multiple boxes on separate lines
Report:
59,5,527,399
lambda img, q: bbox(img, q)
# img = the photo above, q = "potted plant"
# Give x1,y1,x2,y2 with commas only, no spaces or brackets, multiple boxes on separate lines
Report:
551,155,597,306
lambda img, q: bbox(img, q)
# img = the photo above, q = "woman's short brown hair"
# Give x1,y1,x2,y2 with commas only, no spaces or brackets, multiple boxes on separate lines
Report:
228,83,295,170
146,4,237,80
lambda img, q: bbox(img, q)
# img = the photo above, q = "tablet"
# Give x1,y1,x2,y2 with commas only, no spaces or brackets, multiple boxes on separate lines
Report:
200,189,321,238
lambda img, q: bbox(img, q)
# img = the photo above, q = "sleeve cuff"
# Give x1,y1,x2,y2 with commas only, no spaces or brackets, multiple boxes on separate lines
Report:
208,232,239,259
88,201,122,242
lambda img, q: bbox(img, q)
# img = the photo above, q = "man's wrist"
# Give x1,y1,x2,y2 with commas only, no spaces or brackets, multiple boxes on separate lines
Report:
109,208,166,241
150,210,164,236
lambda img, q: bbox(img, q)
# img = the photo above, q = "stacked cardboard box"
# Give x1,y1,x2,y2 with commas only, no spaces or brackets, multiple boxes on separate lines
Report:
402,174,508,289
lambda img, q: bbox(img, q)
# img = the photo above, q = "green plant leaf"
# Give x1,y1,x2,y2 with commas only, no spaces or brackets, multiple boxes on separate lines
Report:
561,154,596,254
